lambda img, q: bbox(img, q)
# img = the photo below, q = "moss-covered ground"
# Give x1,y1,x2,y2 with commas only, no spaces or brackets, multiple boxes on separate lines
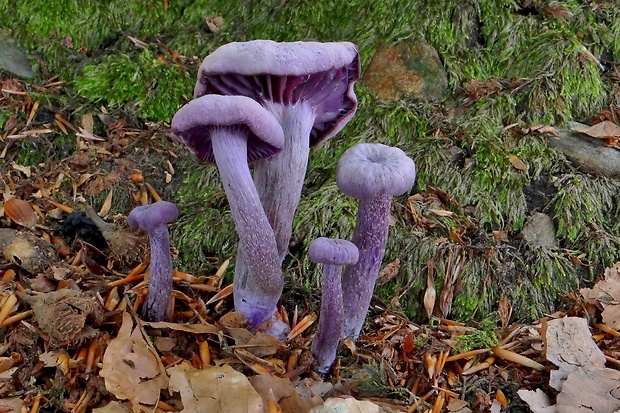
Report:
2,0,619,323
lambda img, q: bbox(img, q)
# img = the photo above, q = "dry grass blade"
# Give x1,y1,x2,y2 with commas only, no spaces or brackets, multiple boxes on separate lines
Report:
462,356,496,375
47,199,74,214
445,348,490,362
0,294,17,325
491,346,545,370
286,313,317,341
205,283,233,305
594,323,620,337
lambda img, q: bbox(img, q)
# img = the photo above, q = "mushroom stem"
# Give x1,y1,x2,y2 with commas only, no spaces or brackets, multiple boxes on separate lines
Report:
311,262,344,374
341,195,391,339
143,226,173,321
210,128,282,327
253,102,315,262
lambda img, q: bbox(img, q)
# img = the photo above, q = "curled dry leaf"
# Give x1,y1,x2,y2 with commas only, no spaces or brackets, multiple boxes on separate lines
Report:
100,312,168,408
168,363,264,413
4,198,38,229
580,262,620,330
572,120,620,139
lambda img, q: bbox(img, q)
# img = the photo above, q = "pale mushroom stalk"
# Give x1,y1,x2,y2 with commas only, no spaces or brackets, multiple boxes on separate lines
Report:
145,225,173,320
253,102,314,261
210,129,283,326
341,196,390,339
309,237,359,374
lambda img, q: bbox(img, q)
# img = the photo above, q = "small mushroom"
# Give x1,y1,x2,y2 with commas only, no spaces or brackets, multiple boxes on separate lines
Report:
194,40,360,264
309,237,359,374
171,94,285,327
336,143,416,339
127,201,179,322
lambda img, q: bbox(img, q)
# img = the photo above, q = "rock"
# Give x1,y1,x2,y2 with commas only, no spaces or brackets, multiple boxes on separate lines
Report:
362,39,448,102
520,212,558,248
0,31,34,78
545,122,620,178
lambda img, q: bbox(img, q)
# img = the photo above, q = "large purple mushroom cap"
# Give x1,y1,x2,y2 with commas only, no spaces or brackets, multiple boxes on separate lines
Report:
336,143,417,201
194,40,360,146
171,95,284,162
127,201,179,231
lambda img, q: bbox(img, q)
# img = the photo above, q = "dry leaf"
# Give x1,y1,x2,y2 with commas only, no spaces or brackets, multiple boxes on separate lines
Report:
4,198,38,229
168,363,264,413
572,121,620,138
0,397,23,412
508,154,528,171
249,375,313,413
545,317,606,390
428,209,454,217
140,320,219,334
580,262,620,329
423,259,436,319
376,258,400,286
308,398,385,413
518,389,556,413
100,312,168,408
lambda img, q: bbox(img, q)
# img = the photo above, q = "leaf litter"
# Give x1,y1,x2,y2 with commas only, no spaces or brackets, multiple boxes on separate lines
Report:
1,65,620,413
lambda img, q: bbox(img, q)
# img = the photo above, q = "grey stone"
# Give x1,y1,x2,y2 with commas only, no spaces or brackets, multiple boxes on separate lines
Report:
0,31,34,78
546,121,620,178
521,212,558,248
361,39,448,102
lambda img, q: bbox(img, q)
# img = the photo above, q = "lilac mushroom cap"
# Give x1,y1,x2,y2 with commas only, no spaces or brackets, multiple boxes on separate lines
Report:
336,143,417,201
127,201,179,322
171,95,285,328
309,237,359,374
336,143,416,340
194,40,360,146
127,201,179,231
194,40,360,265
309,237,360,266
171,94,284,163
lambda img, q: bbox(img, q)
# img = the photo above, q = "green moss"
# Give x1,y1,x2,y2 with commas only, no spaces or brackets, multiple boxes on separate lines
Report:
454,319,499,352
74,49,193,121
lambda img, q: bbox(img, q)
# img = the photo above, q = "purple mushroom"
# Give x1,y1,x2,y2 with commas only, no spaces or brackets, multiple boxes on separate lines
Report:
336,143,416,339
171,95,285,327
309,237,359,374
194,40,360,265
127,201,179,322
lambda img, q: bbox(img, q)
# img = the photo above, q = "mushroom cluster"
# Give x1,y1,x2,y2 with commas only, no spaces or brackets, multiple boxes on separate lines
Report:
167,40,418,374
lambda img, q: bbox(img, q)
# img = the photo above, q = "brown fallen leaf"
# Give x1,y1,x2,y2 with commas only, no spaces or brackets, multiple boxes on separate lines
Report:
508,154,528,171
4,198,38,229
100,312,168,408
572,120,620,139
168,363,264,413
580,262,620,329
249,375,314,413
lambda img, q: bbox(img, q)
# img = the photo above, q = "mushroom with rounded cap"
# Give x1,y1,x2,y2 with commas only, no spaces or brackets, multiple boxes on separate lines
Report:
194,40,360,266
171,94,284,327
336,143,416,339
309,237,359,374
127,201,179,322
